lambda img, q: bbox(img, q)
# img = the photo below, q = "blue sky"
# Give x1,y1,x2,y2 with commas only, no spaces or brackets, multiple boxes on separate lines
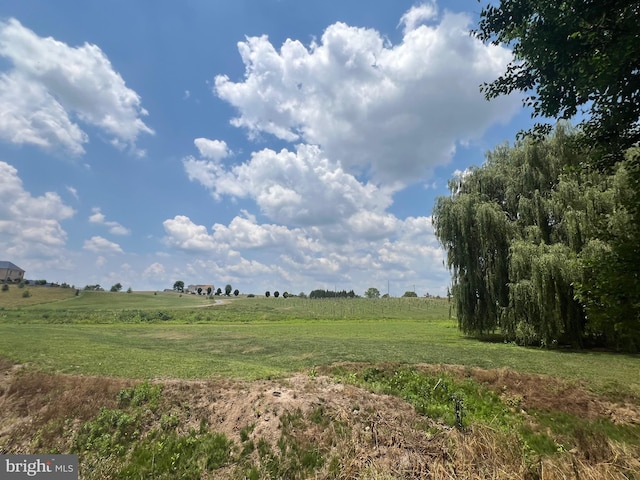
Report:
0,0,534,296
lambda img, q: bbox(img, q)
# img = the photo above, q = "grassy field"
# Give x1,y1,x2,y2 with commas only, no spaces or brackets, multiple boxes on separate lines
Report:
0,287,638,397
1,286,639,479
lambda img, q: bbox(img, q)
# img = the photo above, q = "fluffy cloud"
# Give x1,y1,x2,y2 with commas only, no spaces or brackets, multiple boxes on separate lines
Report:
399,1,438,34
143,262,165,277
0,161,75,257
185,144,395,226
215,5,518,183
0,18,153,156
162,209,448,295
162,215,218,252
89,207,131,235
83,236,123,254
194,138,231,162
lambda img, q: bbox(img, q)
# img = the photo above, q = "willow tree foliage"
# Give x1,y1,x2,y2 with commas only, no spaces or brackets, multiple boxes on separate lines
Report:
433,127,639,351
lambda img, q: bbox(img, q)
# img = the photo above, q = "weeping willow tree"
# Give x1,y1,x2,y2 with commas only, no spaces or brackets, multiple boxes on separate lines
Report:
433,126,640,350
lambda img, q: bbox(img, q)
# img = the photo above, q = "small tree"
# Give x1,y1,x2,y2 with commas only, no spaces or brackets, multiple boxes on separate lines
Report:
365,287,380,299
173,281,184,293
283,292,289,298
126,287,132,293
274,291,280,298
110,283,123,292
207,287,212,295
298,291,307,298
403,291,418,297
1,284,8,292
225,284,232,296
234,289,239,296
265,291,271,298
216,288,222,296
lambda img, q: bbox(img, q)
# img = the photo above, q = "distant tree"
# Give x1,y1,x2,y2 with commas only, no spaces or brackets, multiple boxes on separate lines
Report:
234,289,239,296
207,287,212,295
173,280,184,293
110,283,123,293
225,284,232,296
403,291,418,297
265,291,271,298
298,291,307,299
84,284,104,291
365,287,380,299
283,292,289,298
216,288,222,296
274,291,280,298
309,289,357,299
126,287,132,293
35,279,47,285
381,293,390,298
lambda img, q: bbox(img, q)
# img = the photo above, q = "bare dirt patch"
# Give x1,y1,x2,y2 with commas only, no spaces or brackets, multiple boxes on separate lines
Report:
1,360,638,478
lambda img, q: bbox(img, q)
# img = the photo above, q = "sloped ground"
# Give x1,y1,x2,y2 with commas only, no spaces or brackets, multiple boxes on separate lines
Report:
1,357,639,479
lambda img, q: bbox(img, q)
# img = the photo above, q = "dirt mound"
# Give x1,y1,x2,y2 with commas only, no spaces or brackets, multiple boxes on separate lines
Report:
1,360,638,479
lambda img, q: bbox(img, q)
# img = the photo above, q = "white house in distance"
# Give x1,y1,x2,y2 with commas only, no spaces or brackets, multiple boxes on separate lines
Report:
0,261,25,283
186,284,214,295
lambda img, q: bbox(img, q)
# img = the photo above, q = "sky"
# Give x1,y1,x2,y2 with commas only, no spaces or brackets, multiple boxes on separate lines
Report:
0,0,535,296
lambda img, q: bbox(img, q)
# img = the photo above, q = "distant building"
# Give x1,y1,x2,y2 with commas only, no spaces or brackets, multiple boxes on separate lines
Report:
186,284,214,295
0,261,25,283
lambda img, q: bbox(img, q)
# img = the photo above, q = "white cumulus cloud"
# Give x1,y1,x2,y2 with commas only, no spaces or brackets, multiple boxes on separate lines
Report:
194,138,231,162
184,143,395,226
83,236,123,254
399,2,439,34
0,18,153,156
0,161,75,257
143,262,165,277
162,215,218,252
214,6,519,184
89,207,131,235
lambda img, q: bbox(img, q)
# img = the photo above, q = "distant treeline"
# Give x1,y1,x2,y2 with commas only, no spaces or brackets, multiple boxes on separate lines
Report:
309,289,358,299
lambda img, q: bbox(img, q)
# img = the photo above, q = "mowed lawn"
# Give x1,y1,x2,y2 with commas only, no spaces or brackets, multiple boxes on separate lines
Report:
0,289,638,397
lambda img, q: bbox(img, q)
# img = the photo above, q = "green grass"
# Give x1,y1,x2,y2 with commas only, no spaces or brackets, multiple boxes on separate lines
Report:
0,295,638,397
3,292,638,479
0,321,637,398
